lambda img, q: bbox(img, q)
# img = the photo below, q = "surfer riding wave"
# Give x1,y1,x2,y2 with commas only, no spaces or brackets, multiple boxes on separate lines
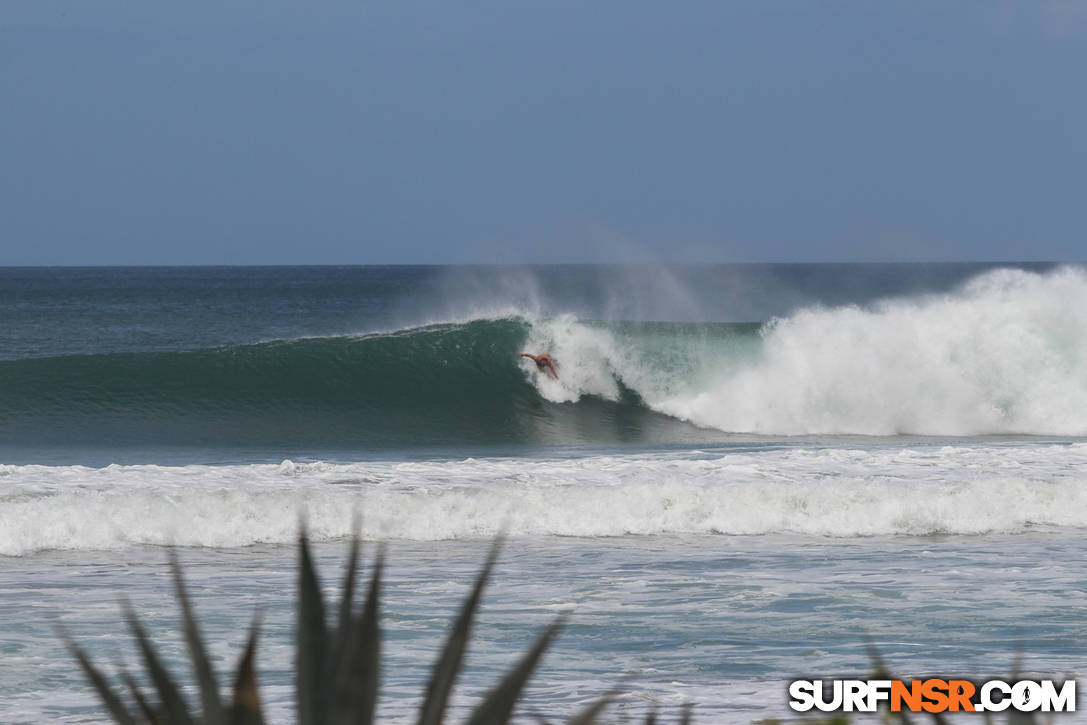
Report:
520,352,558,380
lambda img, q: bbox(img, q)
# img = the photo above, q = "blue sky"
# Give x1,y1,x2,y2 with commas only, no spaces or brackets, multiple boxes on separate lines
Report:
3,1,1085,264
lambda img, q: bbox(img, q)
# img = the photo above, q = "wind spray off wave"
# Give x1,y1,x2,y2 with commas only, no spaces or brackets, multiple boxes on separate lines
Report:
524,267,1087,437
2,267,1085,448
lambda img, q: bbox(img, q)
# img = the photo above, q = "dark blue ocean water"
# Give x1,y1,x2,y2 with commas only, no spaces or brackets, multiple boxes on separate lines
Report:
3,263,1086,724
0,262,1067,464
0,263,1056,359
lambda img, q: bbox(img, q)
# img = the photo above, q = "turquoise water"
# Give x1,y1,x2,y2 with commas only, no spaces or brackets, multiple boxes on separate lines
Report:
2,264,1086,722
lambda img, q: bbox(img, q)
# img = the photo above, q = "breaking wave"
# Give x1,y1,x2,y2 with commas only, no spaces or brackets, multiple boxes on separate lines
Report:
2,266,1086,448
3,443,1087,555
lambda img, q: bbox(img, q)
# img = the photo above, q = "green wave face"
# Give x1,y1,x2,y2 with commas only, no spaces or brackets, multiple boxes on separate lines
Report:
7,266,1087,457
9,266,1087,450
0,318,746,450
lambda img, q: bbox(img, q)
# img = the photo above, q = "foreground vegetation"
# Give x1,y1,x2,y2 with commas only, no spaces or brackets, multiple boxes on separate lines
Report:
63,532,679,724
63,532,1054,724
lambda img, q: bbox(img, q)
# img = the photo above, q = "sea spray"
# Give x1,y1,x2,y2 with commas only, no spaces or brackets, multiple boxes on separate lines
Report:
522,267,1087,437
652,267,1087,435
3,267,1086,449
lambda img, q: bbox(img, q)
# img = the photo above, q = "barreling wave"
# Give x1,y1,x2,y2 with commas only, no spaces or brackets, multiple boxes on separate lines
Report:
0,318,716,449
521,266,1087,437
2,266,1087,450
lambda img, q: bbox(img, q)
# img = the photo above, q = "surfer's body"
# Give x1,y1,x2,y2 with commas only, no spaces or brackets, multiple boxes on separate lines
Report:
520,352,558,380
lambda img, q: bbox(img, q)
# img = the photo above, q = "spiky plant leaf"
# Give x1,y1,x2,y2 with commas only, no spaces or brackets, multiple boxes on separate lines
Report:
563,695,613,725
678,703,693,725
334,532,361,647
117,663,162,725
58,627,140,725
123,601,196,725
861,635,892,681
861,637,913,725
332,547,384,725
1004,653,1037,725
526,710,553,725
418,537,503,725
463,616,565,725
297,528,328,725
229,618,265,725
170,549,227,725
334,523,360,639
329,526,362,686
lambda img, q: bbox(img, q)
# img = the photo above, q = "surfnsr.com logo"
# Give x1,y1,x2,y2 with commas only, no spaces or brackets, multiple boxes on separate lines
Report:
789,679,1076,714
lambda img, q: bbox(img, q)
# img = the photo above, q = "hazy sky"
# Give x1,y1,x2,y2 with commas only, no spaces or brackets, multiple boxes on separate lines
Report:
3,1,1086,265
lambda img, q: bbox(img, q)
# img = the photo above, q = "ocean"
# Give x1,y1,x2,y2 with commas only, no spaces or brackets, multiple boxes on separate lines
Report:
2,263,1086,723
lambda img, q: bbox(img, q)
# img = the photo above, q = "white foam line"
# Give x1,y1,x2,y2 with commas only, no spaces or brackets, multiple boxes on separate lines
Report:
3,443,1086,555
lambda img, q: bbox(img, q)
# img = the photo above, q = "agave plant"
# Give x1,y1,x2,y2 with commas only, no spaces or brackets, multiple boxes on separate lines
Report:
62,530,682,725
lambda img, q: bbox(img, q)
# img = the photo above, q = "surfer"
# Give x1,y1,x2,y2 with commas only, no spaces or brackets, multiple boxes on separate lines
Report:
519,352,558,380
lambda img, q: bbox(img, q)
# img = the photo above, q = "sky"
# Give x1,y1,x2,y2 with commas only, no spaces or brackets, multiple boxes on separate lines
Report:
2,1,1086,265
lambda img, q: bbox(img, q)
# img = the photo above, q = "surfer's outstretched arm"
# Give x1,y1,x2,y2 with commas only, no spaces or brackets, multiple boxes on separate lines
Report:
519,352,559,380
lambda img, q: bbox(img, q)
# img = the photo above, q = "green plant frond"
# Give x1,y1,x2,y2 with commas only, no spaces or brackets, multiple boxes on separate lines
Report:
463,615,567,725
169,548,227,725
861,635,893,683
67,533,704,725
331,545,384,725
861,637,913,725
122,600,196,725
57,625,140,725
334,530,362,658
418,536,504,725
327,531,361,694
1004,651,1037,725
525,708,554,725
115,661,162,725
563,694,613,725
229,616,265,725
297,527,328,725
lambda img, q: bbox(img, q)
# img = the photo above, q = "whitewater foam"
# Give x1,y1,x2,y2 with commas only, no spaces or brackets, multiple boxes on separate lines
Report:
3,443,1087,556
8,267,1084,450
522,267,1087,436
521,315,624,403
